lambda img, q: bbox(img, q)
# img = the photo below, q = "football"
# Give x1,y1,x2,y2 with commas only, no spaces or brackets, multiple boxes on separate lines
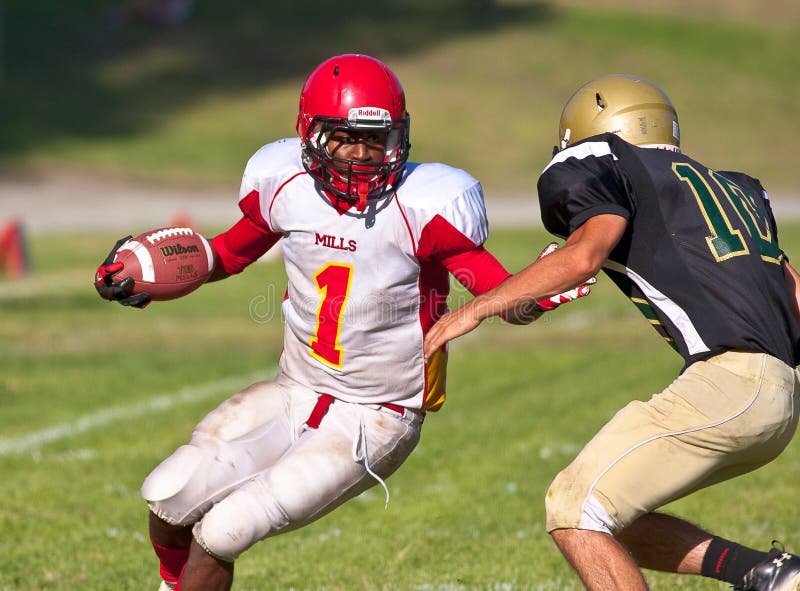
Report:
113,227,214,301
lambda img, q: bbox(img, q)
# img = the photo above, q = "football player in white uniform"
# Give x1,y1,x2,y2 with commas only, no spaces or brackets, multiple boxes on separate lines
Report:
95,54,592,591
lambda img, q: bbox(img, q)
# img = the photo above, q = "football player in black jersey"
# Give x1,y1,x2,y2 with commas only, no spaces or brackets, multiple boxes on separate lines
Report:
424,74,800,590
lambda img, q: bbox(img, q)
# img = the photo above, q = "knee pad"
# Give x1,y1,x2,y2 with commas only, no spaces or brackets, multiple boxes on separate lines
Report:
141,444,208,525
141,444,205,502
545,469,615,535
141,417,294,527
193,481,291,561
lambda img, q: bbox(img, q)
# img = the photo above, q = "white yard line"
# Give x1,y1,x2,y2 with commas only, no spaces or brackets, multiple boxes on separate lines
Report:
0,370,274,456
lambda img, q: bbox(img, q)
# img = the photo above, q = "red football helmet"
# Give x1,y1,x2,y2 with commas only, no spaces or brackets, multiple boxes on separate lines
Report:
296,54,411,210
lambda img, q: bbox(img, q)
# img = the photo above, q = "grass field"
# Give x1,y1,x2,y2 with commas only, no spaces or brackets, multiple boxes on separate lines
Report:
2,2,799,588
2,224,800,591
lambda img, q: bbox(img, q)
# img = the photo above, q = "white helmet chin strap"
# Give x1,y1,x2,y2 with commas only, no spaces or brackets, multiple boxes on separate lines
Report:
559,127,572,150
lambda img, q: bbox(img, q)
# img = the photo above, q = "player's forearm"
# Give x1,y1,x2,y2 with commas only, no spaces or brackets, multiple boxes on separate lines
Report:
500,300,544,325
441,215,623,327
208,216,282,281
460,246,595,321
494,213,626,314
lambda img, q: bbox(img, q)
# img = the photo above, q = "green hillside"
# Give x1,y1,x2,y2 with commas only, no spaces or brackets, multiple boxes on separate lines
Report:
3,224,800,590
1,1,798,194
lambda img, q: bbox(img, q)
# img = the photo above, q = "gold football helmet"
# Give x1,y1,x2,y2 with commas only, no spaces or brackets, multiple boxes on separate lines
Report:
558,74,680,151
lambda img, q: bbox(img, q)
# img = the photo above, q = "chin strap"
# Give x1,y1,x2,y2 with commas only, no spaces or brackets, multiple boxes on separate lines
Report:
356,181,369,211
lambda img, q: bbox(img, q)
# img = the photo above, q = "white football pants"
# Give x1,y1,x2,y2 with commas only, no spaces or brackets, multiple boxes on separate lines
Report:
141,372,423,561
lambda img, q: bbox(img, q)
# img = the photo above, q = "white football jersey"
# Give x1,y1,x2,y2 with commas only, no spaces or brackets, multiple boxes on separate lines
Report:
237,138,489,410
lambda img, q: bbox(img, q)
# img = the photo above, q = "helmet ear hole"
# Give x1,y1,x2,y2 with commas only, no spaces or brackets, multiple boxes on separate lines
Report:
595,93,606,112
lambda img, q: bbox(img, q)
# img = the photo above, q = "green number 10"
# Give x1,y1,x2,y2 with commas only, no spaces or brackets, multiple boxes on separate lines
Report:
672,163,782,264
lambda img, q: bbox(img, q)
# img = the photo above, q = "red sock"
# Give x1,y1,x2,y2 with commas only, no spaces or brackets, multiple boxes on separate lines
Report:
151,540,189,586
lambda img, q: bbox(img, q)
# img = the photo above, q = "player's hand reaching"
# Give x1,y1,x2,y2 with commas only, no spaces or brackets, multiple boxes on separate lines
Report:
533,242,596,311
424,303,484,360
424,241,599,357
94,236,151,308
502,242,595,324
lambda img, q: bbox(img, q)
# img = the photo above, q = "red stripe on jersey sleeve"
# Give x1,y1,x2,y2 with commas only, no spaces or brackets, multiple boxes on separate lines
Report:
416,214,474,260
211,216,281,275
239,189,270,229
417,214,511,295
416,214,464,334
442,247,511,296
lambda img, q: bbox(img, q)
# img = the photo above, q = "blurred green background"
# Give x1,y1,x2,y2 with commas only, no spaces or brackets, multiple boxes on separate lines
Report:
2,2,800,590
1,0,798,197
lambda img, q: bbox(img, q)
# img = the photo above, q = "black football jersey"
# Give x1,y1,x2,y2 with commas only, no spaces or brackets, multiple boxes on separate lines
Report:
538,133,800,369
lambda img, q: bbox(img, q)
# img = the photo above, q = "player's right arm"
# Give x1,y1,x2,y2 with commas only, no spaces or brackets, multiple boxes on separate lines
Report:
208,216,281,282
423,214,626,357
93,216,281,305
96,141,293,304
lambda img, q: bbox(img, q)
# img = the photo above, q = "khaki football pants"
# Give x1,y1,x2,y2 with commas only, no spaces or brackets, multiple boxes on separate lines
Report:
546,351,799,534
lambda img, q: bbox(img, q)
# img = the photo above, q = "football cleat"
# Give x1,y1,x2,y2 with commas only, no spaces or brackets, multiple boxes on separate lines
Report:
736,544,800,590
157,580,176,591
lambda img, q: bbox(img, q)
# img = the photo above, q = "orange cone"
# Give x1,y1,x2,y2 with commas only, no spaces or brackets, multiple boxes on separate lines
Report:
0,220,29,278
167,211,198,232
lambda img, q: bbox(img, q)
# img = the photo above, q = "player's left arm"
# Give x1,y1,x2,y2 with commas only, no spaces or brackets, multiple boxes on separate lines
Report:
424,214,626,357
441,246,535,326
441,244,594,325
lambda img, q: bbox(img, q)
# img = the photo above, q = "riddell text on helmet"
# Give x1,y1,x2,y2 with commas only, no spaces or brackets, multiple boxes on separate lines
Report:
348,107,390,122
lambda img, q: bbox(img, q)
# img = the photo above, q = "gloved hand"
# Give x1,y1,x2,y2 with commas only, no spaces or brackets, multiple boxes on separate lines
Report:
533,242,596,311
94,236,151,308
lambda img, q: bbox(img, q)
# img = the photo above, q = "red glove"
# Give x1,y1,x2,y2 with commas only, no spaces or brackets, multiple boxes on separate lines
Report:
534,242,596,311
94,236,151,308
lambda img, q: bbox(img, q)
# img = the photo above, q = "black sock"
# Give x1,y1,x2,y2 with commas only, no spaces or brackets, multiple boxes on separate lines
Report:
701,536,770,584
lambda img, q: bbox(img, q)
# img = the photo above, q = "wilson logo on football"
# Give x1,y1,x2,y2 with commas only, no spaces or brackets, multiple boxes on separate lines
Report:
160,244,200,257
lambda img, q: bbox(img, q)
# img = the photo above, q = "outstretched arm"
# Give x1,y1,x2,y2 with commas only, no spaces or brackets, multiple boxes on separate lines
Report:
95,216,281,307
423,214,627,357
441,243,594,325
208,216,282,282
501,241,596,324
